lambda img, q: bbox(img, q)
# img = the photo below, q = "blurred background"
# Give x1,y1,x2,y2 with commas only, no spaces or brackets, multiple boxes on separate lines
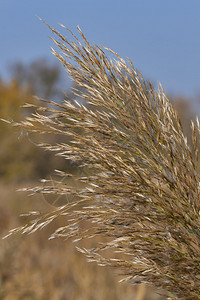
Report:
0,0,199,299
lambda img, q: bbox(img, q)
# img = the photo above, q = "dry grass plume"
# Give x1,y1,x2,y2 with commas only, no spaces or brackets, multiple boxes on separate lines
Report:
5,22,200,299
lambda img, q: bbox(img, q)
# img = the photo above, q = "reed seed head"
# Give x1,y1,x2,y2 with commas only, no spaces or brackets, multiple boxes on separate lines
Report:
6,22,200,299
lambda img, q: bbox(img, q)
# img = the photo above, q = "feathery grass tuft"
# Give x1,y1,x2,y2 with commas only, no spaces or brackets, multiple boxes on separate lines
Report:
6,23,200,299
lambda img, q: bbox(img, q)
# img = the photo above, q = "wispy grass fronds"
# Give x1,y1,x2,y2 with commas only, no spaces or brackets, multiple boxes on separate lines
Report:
7,23,200,299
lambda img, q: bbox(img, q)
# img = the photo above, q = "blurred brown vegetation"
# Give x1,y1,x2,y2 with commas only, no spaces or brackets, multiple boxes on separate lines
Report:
0,60,77,183
0,184,167,300
0,58,197,299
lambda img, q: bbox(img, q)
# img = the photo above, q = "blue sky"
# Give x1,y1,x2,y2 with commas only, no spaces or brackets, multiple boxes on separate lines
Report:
0,0,200,99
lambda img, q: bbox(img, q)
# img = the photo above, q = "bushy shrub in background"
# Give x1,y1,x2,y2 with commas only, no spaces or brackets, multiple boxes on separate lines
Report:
0,61,77,182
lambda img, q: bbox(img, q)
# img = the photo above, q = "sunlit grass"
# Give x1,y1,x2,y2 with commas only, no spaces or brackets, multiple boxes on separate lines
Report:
5,21,200,299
